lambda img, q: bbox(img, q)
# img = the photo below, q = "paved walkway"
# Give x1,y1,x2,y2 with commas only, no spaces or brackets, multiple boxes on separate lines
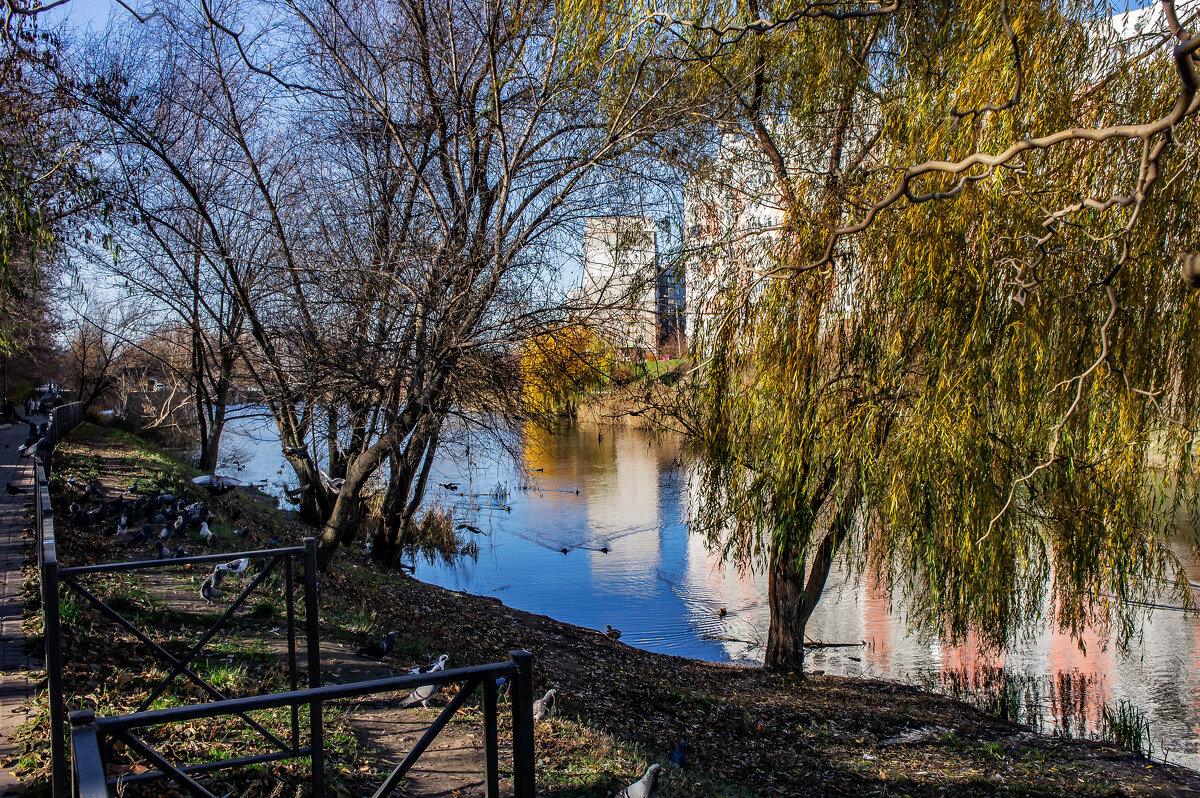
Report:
0,412,46,796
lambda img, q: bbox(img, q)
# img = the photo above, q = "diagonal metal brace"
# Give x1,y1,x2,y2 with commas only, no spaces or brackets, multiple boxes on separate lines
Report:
60,575,291,753
114,731,220,798
133,557,281,713
61,556,292,748
371,677,481,798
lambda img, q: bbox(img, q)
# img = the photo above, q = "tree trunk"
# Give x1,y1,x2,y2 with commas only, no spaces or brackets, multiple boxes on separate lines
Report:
765,536,809,671
763,480,863,673
197,418,224,472
371,421,440,568
317,498,356,569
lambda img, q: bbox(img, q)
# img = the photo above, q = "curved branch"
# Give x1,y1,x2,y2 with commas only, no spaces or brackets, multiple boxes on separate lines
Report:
949,0,1023,129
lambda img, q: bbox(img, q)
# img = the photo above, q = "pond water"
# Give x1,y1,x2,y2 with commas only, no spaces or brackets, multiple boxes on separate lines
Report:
220,411,1200,770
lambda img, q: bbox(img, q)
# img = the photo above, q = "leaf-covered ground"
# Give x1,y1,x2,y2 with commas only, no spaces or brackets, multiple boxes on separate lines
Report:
17,423,1200,797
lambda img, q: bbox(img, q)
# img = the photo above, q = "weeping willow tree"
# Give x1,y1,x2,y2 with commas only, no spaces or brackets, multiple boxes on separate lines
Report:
659,0,1200,670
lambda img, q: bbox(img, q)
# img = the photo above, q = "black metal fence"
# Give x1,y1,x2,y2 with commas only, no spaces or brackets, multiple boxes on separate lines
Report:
49,541,320,796
35,401,84,795
34,405,537,797
40,401,83,477
68,652,537,798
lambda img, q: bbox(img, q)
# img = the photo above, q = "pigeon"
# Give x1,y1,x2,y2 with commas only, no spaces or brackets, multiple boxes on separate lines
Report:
533,689,556,721
158,527,172,540
614,764,660,798
494,676,510,697
668,740,686,768
200,575,222,603
409,653,449,674
198,522,215,545
5,482,28,495
216,557,249,574
193,474,244,494
356,631,398,660
67,503,88,525
154,541,173,560
605,625,622,640
232,527,251,538
18,438,43,457
398,680,443,709
398,654,448,708
172,546,190,559
115,526,146,546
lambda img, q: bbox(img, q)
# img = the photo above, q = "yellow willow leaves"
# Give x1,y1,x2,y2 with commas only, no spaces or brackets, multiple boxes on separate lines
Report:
665,0,1200,652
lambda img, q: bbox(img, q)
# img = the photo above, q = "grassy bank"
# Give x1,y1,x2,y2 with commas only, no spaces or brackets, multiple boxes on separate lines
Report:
16,423,1200,796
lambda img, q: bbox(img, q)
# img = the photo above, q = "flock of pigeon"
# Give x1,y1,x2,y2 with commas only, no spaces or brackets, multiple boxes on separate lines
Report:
56,461,275,604
354,635,453,709
351,630,683,797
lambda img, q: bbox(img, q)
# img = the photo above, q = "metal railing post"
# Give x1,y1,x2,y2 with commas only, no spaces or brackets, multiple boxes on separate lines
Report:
69,710,108,798
69,710,106,798
38,404,86,795
510,650,535,798
285,553,299,750
482,677,499,798
303,538,324,798
41,470,68,798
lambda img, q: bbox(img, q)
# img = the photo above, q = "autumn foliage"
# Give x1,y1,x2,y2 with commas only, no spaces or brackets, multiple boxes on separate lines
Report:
520,324,610,418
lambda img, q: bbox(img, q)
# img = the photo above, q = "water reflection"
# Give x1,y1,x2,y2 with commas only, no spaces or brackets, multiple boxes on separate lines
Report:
222,415,1200,770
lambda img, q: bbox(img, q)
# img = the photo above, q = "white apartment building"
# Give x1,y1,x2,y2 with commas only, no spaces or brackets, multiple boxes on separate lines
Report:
683,134,788,349
579,216,672,358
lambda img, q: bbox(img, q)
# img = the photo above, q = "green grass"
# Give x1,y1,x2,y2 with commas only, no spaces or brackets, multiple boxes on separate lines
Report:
640,358,688,380
980,741,1008,759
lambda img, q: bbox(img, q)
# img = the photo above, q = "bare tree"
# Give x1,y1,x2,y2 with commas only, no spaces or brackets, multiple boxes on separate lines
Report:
75,2,273,470
61,292,142,413
74,0,699,567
